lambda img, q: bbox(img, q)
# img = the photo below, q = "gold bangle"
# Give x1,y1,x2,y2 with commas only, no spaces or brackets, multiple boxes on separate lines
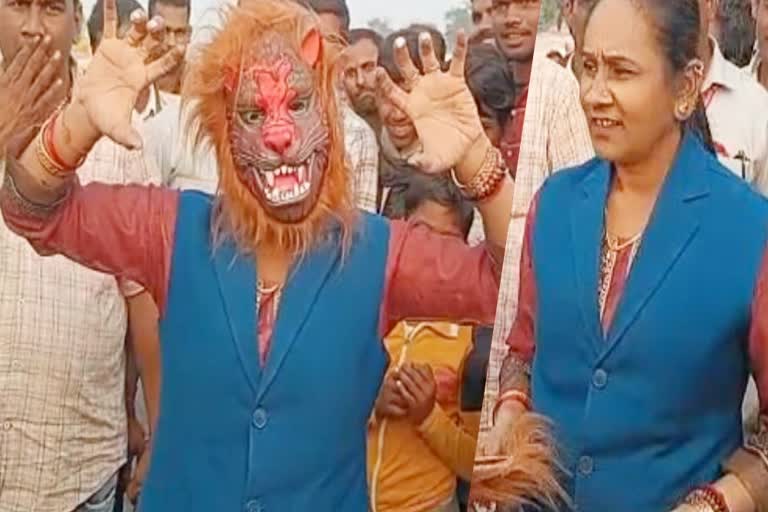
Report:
466,147,507,202
35,126,69,179
497,390,531,411
56,105,88,169
492,389,531,424
683,487,730,512
452,146,508,201
449,168,467,190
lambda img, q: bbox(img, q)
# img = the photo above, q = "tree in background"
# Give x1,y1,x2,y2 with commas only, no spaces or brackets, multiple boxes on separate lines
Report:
539,0,560,29
367,17,394,37
444,3,472,50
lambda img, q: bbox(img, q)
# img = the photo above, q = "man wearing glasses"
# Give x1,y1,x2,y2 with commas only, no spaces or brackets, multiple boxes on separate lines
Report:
148,0,190,97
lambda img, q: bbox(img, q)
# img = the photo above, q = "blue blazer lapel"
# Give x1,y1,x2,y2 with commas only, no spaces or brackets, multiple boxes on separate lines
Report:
570,161,611,353
600,133,710,363
255,231,343,403
213,239,259,395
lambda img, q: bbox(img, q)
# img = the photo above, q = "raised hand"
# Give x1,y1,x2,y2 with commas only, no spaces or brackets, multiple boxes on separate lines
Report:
375,31,485,174
0,36,65,149
71,0,184,149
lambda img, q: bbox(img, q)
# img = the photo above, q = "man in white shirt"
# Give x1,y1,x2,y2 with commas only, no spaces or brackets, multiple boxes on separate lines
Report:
700,0,766,434
0,5,159,509
748,0,768,91
699,0,768,193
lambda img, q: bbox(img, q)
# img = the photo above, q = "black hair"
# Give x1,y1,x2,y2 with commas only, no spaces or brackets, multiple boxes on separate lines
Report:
466,42,515,130
378,24,447,83
348,28,383,50
300,0,351,38
87,0,142,51
148,0,191,21
586,0,715,153
402,174,475,240
716,0,756,67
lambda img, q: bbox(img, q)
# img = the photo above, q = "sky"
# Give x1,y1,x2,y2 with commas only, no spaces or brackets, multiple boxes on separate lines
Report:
81,0,467,33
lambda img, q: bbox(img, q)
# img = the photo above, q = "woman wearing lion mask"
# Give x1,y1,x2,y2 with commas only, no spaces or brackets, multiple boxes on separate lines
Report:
0,0,558,509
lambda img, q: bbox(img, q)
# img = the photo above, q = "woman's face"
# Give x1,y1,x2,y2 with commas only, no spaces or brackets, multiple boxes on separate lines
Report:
378,79,418,151
580,0,682,165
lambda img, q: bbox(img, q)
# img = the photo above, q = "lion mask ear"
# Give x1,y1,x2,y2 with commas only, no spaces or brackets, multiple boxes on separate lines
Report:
300,27,322,68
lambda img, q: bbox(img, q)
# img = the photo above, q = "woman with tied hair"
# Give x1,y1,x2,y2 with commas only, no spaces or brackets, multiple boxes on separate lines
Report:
480,0,768,510
0,0,515,509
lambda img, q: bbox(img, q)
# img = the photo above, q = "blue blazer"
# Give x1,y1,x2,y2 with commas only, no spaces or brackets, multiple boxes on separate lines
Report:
531,132,768,511
139,192,389,511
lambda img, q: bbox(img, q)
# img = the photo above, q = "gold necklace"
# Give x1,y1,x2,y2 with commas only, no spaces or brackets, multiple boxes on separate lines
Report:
604,230,643,252
604,206,644,251
257,281,282,294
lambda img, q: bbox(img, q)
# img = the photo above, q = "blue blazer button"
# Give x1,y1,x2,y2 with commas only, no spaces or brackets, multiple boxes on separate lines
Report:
245,499,263,512
592,369,608,389
578,455,594,476
252,408,268,429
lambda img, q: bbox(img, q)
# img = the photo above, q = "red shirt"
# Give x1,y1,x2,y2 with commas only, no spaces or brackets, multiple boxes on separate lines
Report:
499,86,529,177
1,179,503,362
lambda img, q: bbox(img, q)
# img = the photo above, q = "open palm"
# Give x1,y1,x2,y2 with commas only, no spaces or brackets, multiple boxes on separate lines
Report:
72,0,183,149
376,32,485,174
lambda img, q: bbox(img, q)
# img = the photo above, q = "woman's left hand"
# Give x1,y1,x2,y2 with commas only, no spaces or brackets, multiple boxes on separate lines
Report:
375,31,485,174
70,0,185,150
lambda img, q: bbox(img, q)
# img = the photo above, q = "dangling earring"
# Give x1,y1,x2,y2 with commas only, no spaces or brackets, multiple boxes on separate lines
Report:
675,101,690,121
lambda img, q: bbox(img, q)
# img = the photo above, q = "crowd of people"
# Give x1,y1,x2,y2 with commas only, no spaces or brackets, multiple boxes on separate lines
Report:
1,0,768,510
0,0,509,510
478,0,768,511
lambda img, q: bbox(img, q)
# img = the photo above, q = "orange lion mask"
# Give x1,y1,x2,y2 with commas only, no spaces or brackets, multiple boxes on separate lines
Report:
184,0,355,256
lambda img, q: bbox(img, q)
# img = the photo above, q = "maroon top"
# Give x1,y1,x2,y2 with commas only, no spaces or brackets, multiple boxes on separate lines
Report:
499,87,528,177
506,195,768,422
1,180,502,342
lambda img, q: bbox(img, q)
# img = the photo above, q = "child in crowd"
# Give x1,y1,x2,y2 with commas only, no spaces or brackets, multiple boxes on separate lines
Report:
368,174,481,512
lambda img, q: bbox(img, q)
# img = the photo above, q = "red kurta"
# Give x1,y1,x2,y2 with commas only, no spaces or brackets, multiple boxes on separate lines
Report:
506,195,768,436
1,180,502,363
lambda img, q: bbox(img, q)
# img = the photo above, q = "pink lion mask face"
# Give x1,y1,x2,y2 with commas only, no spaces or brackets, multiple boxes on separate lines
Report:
187,3,354,254
225,29,331,224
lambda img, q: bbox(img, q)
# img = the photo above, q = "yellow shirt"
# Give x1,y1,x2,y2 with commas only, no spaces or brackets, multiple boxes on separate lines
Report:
367,321,477,512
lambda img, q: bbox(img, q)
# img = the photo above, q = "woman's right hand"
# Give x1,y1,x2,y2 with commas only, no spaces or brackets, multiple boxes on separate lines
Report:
61,0,184,157
478,400,528,456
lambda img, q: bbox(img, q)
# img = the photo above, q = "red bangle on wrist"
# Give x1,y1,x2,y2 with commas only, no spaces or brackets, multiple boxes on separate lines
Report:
43,110,69,170
683,486,730,512
451,146,508,202
43,106,87,171
493,389,531,422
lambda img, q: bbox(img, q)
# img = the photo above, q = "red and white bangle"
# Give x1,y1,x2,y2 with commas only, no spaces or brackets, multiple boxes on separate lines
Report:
682,486,730,512
492,389,531,423
35,108,86,178
450,146,507,203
